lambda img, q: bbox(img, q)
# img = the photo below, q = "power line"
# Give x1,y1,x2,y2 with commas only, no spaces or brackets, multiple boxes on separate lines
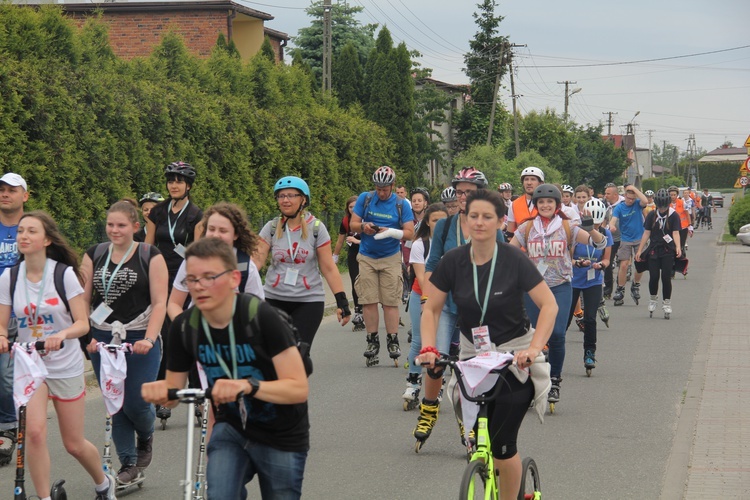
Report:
516,44,750,68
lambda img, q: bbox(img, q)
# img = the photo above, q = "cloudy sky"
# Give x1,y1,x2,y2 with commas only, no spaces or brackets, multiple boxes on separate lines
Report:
249,0,750,154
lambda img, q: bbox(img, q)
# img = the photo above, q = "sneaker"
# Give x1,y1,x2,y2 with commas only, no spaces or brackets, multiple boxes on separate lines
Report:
117,464,140,485
95,472,118,500
0,428,17,466
135,434,153,469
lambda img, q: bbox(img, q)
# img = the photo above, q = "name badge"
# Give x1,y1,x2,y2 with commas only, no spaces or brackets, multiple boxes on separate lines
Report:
663,234,673,244
90,303,114,325
237,261,248,272
536,262,548,276
472,325,491,352
587,268,596,281
284,268,299,286
174,244,187,259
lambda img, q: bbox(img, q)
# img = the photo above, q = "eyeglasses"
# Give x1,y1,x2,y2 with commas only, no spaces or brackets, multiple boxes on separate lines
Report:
276,193,302,200
181,270,232,289
455,189,477,198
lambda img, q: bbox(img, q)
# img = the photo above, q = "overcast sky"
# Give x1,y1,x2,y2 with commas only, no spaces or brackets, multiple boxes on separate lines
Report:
249,0,750,154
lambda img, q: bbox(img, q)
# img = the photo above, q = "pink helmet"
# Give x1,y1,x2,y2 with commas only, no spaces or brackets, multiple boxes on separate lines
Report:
451,167,488,188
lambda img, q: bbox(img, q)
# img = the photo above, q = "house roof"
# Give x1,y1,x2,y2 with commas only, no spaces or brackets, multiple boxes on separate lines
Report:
418,77,470,93
698,146,747,163
264,26,289,41
57,1,274,20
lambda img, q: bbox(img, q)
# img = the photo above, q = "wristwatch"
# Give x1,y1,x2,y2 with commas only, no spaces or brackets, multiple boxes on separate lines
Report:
246,377,261,398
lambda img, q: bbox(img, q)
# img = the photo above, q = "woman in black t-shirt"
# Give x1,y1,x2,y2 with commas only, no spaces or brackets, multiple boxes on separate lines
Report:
145,161,202,418
636,189,682,318
332,196,362,328
82,199,168,486
417,190,557,500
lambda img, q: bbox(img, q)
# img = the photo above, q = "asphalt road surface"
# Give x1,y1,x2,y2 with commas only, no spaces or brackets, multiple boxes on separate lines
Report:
0,208,727,499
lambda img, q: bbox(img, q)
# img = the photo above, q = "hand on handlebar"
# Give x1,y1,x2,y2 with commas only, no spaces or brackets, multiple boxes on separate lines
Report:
414,351,439,369
513,347,540,370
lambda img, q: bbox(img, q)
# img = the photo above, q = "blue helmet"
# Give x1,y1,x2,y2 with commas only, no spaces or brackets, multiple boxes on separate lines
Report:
274,176,310,205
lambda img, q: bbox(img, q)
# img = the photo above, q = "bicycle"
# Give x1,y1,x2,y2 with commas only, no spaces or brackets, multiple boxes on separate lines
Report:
431,356,542,500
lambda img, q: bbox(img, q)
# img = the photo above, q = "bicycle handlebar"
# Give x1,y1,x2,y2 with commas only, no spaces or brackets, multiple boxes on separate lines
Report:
98,342,134,354
416,357,513,404
167,388,213,402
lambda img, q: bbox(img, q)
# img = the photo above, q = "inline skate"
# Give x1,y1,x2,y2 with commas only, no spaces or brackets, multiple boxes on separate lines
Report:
351,306,365,332
649,296,658,318
363,333,379,367
386,333,401,366
613,286,625,306
402,373,421,411
663,299,672,320
413,399,440,452
630,282,641,305
598,299,609,327
584,350,596,377
548,376,562,414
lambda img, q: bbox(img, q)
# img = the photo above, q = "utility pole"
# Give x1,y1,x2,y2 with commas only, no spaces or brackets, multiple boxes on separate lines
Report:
322,0,332,93
686,134,698,188
558,80,579,123
646,129,655,179
486,41,507,146
508,43,525,157
602,111,617,137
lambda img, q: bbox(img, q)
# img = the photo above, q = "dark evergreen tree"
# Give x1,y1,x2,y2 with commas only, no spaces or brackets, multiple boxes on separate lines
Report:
332,42,363,108
260,36,276,62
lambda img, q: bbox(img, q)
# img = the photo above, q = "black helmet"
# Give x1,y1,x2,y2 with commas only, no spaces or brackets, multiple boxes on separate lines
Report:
139,192,165,206
410,187,430,202
164,161,197,184
532,184,561,205
654,188,670,208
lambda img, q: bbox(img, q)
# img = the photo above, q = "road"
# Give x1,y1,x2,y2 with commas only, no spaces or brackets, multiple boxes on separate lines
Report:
0,208,727,499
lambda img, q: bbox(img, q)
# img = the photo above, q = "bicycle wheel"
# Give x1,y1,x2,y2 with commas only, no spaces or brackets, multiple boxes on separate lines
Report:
459,459,492,500
518,457,541,500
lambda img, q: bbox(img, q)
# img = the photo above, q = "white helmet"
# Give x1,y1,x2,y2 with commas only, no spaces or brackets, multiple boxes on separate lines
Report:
644,190,655,197
520,167,545,183
561,184,574,194
584,198,607,224
440,186,456,202
497,182,513,192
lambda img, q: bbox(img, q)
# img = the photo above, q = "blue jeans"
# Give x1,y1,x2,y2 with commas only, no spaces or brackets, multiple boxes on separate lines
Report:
524,282,572,378
0,319,18,430
407,291,422,375
206,422,307,500
89,327,161,467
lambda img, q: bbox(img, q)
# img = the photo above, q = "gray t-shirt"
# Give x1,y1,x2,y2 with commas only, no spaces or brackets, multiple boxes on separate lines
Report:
259,214,331,302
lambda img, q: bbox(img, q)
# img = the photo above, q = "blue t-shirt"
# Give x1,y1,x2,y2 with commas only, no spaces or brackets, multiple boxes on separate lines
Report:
613,201,645,242
571,228,613,289
353,191,414,259
0,222,19,273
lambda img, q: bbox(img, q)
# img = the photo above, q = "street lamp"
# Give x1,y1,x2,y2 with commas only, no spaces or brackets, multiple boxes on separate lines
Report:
627,111,641,186
564,87,582,123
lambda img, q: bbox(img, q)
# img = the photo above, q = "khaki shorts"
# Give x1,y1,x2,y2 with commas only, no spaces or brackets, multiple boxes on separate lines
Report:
46,374,86,402
355,252,403,307
617,240,640,262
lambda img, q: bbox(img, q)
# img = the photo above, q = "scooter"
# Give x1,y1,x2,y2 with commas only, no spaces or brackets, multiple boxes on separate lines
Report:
12,341,67,500
167,388,214,500
95,342,145,493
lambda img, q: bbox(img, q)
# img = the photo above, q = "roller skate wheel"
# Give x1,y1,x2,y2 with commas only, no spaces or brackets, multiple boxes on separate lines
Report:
649,311,653,318
393,358,399,367
414,440,423,453
586,368,592,377
365,357,379,367
665,314,670,320
161,419,167,430
549,402,556,414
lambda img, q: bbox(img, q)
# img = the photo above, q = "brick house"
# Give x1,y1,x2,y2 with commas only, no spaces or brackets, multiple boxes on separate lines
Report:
17,1,289,62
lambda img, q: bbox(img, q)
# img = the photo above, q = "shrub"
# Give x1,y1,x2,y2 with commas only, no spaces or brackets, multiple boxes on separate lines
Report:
728,194,750,236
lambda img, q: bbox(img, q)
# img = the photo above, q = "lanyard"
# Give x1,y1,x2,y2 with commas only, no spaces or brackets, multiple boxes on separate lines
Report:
201,296,238,380
101,241,136,304
167,200,190,247
24,260,48,328
471,243,498,326
284,221,301,263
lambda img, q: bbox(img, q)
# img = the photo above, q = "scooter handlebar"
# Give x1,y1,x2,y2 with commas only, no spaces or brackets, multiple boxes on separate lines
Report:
167,387,213,402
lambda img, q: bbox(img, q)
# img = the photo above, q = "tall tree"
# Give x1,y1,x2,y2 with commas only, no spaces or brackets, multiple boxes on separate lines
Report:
290,1,377,88
332,42,363,108
456,0,509,149
365,28,418,181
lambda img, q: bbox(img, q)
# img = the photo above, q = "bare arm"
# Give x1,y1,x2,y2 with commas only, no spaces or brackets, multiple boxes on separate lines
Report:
525,281,558,353
415,286,448,367
136,254,168,355
636,230,651,259
608,216,619,234
317,242,350,325
252,239,270,272
167,288,189,322
145,219,156,245
332,234,345,257
0,304,10,353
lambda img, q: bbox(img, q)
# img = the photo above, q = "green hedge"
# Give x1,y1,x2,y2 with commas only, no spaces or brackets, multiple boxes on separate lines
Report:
0,6,391,249
696,162,743,189
728,192,750,236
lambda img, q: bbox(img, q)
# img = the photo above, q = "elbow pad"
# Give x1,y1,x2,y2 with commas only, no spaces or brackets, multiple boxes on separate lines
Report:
591,235,607,250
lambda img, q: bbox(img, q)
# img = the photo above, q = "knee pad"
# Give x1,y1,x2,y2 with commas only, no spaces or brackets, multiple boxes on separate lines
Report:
426,366,445,379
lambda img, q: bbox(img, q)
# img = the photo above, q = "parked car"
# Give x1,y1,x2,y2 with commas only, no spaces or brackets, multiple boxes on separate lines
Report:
710,192,724,208
737,223,750,246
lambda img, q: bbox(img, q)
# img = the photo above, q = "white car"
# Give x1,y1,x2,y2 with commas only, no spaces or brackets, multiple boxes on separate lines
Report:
738,223,750,246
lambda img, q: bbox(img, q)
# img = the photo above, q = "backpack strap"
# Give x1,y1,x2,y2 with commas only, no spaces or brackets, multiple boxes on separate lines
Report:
441,214,455,245
236,250,251,293
362,192,375,222
9,264,19,309
52,262,71,316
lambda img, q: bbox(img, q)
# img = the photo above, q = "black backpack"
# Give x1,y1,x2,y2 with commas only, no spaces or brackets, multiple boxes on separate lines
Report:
181,293,313,377
9,262,92,359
